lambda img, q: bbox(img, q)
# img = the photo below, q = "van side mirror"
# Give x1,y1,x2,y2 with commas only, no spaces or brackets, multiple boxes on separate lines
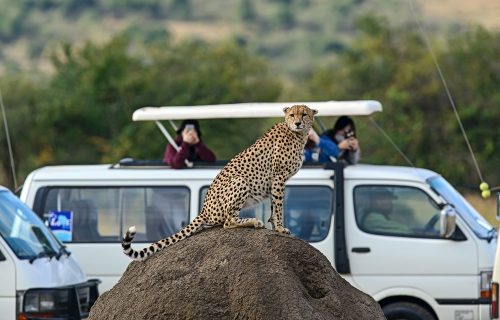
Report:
440,205,456,238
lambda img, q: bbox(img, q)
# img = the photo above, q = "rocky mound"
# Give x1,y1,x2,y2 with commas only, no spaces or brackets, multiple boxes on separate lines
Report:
89,227,385,320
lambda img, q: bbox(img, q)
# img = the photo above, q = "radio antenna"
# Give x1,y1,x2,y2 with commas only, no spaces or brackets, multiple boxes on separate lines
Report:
408,0,484,183
0,88,18,189
407,0,499,198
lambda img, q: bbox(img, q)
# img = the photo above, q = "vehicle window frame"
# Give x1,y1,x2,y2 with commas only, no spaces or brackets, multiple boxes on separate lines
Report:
32,185,191,243
428,176,490,240
199,184,334,242
353,184,452,239
0,189,62,260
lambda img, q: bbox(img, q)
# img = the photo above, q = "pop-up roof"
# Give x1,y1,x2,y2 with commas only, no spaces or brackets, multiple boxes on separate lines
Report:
132,100,382,121
131,100,383,167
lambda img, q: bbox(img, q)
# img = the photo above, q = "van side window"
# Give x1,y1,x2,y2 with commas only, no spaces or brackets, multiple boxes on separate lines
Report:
199,185,333,242
35,187,190,243
354,185,441,238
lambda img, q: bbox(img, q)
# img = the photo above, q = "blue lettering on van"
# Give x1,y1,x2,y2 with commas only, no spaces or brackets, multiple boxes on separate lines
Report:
48,211,73,242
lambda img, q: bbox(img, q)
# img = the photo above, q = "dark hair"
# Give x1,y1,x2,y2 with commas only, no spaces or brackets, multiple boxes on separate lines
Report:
324,115,356,141
332,116,356,135
177,119,202,137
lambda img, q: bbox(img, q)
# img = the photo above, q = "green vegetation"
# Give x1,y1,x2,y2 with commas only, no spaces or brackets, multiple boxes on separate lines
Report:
1,37,282,187
0,1,498,215
306,17,500,188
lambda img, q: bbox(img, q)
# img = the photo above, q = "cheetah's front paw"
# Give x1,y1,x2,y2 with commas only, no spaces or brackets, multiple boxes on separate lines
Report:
275,226,290,234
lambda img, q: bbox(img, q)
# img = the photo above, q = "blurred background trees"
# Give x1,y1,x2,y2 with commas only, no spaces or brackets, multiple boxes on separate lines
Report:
0,36,282,188
306,16,500,188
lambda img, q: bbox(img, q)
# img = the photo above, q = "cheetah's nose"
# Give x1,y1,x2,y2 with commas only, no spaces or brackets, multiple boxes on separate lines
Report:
295,121,302,127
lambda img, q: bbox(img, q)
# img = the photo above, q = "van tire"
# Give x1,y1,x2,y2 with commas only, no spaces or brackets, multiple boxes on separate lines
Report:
382,302,436,320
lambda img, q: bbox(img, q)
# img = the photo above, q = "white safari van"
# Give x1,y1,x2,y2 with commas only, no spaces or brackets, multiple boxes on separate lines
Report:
0,186,99,320
20,101,496,320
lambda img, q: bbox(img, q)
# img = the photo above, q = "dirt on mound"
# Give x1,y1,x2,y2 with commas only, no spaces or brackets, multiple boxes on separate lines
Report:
89,227,385,320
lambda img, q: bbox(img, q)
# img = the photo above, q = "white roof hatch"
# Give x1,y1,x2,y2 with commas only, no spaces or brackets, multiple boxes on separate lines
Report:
132,100,382,121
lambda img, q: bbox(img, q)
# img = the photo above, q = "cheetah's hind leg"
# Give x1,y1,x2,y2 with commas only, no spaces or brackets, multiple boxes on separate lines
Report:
224,216,265,229
220,177,264,230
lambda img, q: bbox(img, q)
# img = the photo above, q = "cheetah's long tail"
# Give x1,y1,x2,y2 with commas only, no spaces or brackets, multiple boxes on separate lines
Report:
122,216,206,261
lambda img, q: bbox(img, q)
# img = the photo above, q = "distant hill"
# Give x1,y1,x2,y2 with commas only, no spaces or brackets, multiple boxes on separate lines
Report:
0,0,498,77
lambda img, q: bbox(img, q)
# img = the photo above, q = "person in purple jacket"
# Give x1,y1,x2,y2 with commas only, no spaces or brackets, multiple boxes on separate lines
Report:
163,119,216,169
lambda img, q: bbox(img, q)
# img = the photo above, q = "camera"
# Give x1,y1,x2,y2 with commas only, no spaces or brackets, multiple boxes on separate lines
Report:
345,130,355,138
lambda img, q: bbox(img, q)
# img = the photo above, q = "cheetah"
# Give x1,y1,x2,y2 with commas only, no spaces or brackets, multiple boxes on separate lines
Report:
122,104,317,261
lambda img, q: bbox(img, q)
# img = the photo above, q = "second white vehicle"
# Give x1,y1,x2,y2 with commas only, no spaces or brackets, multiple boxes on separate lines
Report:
0,186,99,320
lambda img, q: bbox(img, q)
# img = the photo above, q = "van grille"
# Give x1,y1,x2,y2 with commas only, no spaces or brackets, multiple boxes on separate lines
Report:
76,286,91,314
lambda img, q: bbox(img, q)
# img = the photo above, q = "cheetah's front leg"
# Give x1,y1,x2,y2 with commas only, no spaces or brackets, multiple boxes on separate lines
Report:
268,175,290,234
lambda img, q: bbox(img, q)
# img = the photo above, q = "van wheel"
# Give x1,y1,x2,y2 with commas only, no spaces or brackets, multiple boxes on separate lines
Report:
382,302,436,320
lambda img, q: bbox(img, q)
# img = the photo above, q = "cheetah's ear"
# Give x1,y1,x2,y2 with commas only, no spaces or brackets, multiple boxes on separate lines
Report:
312,109,318,115
283,106,290,114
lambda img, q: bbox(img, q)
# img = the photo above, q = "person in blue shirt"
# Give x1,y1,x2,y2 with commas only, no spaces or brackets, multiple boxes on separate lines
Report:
304,116,361,164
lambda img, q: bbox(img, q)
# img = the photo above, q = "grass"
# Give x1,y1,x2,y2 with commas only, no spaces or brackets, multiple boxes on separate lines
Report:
465,192,498,225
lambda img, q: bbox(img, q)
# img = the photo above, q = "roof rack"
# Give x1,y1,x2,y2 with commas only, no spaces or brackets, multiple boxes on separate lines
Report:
111,158,166,168
111,158,331,170
112,158,231,168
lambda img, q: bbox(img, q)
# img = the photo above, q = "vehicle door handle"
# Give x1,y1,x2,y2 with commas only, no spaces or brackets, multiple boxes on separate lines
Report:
351,247,371,253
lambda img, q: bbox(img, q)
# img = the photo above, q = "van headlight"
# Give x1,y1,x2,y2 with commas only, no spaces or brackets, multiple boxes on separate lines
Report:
25,290,65,312
19,289,69,318
16,280,99,319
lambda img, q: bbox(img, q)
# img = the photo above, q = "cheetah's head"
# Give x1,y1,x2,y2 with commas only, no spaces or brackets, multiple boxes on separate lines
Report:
283,104,318,133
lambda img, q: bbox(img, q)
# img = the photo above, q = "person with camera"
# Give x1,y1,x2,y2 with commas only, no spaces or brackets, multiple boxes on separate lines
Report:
304,115,360,164
163,119,216,169
325,115,360,164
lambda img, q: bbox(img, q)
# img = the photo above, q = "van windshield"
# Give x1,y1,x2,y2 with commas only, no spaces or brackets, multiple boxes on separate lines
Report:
428,176,494,240
0,190,62,260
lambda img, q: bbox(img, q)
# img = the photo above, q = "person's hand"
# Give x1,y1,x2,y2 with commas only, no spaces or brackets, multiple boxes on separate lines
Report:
338,139,351,150
349,138,359,151
308,128,320,145
182,129,199,145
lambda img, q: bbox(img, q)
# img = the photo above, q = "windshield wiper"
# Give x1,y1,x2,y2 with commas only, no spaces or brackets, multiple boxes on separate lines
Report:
486,228,497,243
55,246,71,260
29,252,53,264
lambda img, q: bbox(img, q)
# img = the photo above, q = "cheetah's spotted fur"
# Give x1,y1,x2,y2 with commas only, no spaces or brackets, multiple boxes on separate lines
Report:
122,105,317,261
